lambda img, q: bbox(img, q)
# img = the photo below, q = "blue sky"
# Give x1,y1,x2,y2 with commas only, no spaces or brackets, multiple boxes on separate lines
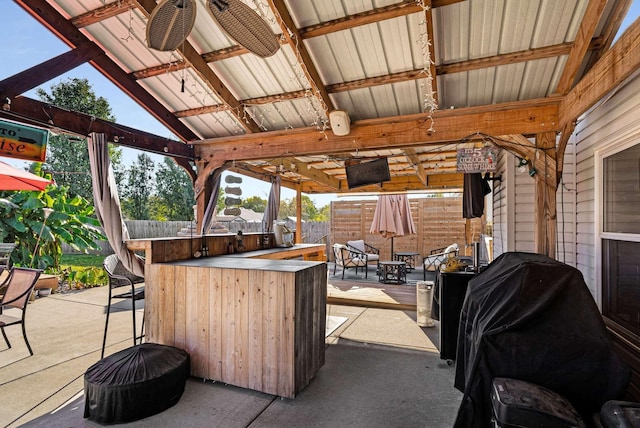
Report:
1,1,639,207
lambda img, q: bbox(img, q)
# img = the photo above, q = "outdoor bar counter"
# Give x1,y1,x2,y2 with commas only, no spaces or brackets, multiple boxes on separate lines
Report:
127,234,327,398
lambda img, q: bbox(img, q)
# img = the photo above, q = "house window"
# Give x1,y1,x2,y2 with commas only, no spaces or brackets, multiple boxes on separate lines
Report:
601,143,640,336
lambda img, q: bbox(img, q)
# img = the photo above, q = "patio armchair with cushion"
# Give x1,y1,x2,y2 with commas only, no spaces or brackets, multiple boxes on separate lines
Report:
346,240,380,272
423,243,459,279
332,243,369,279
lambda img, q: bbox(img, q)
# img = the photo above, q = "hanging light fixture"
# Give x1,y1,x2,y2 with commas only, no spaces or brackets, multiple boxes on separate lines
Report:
517,157,536,177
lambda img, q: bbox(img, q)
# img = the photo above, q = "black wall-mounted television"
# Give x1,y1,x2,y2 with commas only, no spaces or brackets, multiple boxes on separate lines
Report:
345,157,391,189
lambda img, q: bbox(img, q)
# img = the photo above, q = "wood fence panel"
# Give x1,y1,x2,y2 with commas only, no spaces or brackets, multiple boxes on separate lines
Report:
330,197,484,262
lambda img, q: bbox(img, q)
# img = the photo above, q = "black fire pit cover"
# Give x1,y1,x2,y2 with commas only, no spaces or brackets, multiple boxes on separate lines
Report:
84,343,190,424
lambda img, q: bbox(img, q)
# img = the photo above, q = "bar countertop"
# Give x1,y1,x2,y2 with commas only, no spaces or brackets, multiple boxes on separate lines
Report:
165,254,323,272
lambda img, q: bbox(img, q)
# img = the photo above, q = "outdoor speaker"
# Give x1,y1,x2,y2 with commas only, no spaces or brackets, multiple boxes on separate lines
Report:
345,157,391,189
329,110,351,136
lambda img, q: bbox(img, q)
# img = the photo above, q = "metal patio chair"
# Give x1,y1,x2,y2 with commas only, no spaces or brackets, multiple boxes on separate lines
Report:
0,267,42,355
101,254,145,359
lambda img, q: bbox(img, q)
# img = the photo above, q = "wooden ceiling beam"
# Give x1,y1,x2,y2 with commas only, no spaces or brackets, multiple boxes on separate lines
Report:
132,61,188,80
559,16,640,130
269,158,343,190
0,42,104,100
1,95,194,160
269,0,334,113
555,0,608,94
15,0,200,142
326,40,602,94
423,0,439,106
194,98,560,162
71,0,136,28
404,148,428,186
157,39,592,120
581,0,633,75
299,0,464,39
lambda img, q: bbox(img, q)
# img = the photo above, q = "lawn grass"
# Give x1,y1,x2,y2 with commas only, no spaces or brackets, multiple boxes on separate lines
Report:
60,254,105,268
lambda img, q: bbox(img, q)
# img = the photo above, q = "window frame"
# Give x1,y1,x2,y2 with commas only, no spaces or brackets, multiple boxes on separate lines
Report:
595,135,640,327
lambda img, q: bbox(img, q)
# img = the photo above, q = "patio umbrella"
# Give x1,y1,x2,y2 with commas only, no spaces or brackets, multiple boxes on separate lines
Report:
0,160,52,191
370,194,416,258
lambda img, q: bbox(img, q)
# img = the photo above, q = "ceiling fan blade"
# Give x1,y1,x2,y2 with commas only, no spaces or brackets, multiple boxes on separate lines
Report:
207,0,280,58
147,0,197,51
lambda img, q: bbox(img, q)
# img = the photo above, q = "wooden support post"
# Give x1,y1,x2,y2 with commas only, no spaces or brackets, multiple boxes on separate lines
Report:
296,184,302,244
534,132,558,258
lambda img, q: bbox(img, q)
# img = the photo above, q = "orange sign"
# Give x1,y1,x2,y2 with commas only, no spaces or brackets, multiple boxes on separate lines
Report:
0,120,49,162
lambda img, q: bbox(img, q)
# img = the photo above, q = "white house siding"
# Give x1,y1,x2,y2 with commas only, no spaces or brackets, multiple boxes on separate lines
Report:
556,141,577,268
492,139,576,261
573,69,640,298
492,150,512,257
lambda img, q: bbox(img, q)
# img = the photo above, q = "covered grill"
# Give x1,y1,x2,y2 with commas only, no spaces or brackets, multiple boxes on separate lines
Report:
453,252,630,427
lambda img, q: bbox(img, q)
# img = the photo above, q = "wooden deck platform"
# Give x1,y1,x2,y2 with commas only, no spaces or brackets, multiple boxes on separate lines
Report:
327,267,435,311
327,279,417,310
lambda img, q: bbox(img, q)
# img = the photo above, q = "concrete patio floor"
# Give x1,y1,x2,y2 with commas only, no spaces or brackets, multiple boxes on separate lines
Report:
0,280,462,427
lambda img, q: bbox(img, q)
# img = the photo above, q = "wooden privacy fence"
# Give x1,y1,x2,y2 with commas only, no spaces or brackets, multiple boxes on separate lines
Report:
330,196,484,262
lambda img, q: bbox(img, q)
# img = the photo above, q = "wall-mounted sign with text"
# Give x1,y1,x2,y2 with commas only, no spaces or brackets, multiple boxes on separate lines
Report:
456,147,500,173
0,120,49,162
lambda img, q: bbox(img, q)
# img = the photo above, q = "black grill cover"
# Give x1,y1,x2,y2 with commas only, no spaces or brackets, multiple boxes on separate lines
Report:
453,252,630,428
84,343,190,424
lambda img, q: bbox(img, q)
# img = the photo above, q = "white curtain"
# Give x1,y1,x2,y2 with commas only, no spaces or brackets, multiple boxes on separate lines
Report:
88,133,145,277
262,175,281,233
200,167,225,235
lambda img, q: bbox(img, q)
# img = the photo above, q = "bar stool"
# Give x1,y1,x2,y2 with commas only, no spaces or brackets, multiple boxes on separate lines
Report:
101,254,145,359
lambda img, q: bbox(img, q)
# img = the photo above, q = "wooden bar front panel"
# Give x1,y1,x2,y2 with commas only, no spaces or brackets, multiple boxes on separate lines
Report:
147,262,326,398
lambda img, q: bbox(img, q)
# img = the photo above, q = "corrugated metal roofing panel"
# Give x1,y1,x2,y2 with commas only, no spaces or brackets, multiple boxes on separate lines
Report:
138,70,223,111
212,47,309,100
181,111,246,139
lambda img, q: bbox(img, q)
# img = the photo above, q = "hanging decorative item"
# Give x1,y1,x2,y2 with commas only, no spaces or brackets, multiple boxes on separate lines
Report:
146,0,196,52
146,0,279,58
223,174,243,215
207,0,280,58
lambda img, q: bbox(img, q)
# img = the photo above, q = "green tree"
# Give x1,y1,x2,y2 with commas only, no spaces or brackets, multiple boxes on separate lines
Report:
0,186,105,271
154,158,195,220
242,195,267,213
278,195,319,220
316,204,330,222
121,153,155,219
36,78,123,203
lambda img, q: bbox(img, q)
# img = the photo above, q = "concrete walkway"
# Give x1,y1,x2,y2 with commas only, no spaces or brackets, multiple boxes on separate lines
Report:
0,286,462,427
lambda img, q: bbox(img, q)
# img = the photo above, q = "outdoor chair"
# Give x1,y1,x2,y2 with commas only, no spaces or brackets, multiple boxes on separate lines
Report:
346,240,380,272
101,254,145,359
0,243,16,269
332,243,369,279
0,267,41,355
423,243,459,279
